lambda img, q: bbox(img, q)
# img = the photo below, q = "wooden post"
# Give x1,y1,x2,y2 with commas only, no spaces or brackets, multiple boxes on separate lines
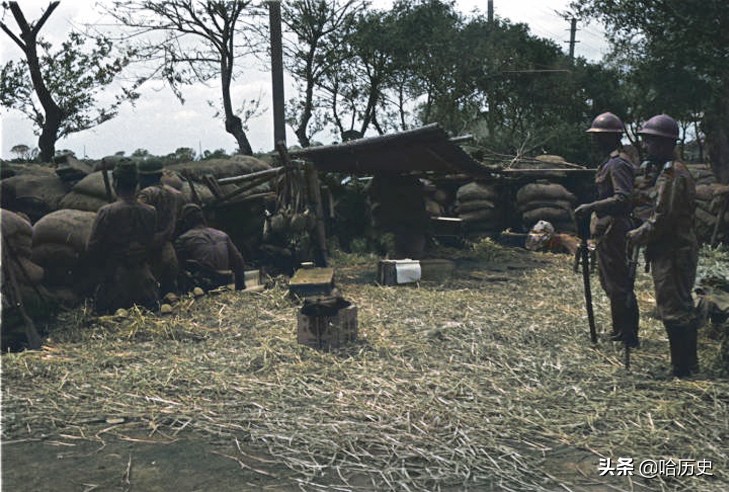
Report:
304,162,329,267
268,0,286,147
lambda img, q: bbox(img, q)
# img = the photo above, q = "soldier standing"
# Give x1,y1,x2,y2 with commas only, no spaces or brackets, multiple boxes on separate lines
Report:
86,160,159,314
627,114,699,378
137,159,184,295
575,112,640,347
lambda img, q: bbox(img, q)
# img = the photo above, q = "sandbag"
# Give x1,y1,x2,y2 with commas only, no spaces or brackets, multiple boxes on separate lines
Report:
516,183,576,206
696,185,715,202
425,199,443,216
517,199,573,213
59,191,110,212
456,199,496,214
456,182,499,202
1,173,68,206
70,171,116,200
459,208,501,223
31,242,80,266
168,156,271,181
1,209,33,258
15,257,44,285
32,209,96,252
522,206,573,226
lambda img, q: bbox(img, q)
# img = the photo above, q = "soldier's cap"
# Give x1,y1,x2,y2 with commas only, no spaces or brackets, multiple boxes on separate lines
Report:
137,158,164,175
112,158,139,182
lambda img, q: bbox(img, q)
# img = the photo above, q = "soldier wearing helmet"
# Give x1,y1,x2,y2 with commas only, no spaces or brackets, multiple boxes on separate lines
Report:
137,159,184,296
86,159,159,313
575,112,639,347
627,114,699,378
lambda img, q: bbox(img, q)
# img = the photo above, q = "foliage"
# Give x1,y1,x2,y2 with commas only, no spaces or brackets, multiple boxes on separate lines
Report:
105,0,263,155
282,0,366,147
572,0,729,180
0,2,143,162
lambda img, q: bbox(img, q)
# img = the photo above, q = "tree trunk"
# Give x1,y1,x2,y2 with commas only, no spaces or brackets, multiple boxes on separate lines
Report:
6,2,62,162
220,51,253,155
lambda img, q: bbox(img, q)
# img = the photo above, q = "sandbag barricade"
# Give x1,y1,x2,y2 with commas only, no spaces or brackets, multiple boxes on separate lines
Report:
31,209,97,304
59,171,116,212
455,182,503,239
694,177,729,244
516,182,577,233
1,170,70,222
1,209,51,349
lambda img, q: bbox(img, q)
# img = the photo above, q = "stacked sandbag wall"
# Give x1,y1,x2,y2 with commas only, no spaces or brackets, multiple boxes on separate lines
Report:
455,182,504,239
1,209,49,349
31,209,97,304
515,181,577,233
692,167,729,244
1,170,70,222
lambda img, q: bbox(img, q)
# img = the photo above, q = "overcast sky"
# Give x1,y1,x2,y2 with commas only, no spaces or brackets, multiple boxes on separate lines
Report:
0,0,609,160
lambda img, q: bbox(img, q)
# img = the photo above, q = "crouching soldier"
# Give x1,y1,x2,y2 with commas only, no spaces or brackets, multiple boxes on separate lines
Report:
175,204,247,291
86,160,159,314
627,114,699,378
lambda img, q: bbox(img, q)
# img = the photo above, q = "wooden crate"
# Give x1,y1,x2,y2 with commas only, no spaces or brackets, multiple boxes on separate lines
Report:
297,303,357,350
289,267,335,298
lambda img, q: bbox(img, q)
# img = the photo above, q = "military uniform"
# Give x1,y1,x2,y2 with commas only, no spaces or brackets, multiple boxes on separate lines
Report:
175,225,246,291
587,150,640,344
86,199,158,314
629,159,699,376
138,183,184,294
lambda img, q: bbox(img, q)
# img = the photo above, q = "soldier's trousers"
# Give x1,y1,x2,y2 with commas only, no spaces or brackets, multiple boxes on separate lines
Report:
650,244,699,377
596,217,638,341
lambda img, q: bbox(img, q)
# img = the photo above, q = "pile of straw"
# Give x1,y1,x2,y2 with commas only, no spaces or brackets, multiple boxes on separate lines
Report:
3,245,728,491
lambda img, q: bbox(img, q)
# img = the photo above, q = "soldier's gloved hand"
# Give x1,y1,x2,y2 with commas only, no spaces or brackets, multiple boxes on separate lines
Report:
574,203,594,219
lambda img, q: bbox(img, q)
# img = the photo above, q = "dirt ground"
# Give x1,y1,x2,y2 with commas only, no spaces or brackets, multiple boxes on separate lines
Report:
2,428,302,491
2,246,728,491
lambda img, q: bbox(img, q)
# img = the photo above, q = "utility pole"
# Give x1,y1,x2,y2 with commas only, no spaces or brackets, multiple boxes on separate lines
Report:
488,0,493,23
566,17,579,60
268,0,286,147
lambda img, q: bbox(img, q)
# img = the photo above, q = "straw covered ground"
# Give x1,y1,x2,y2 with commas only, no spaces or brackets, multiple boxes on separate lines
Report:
2,243,729,491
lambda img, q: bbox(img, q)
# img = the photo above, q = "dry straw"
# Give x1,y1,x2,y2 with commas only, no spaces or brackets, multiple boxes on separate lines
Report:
3,243,728,491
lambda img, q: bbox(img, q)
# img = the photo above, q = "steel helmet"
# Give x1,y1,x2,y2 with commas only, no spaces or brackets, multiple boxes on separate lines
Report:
586,112,624,134
638,114,679,140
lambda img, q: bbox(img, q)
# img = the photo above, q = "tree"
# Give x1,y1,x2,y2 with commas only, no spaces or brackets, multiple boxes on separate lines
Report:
9,143,37,162
106,0,262,155
572,0,729,182
0,1,143,162
281,0,366,147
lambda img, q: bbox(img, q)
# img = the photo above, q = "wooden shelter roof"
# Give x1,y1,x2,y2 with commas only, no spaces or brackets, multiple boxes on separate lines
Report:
290,124,492,176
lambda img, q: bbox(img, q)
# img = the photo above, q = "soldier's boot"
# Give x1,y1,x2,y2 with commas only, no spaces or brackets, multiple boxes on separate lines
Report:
666,323,692,378
608,301,625,341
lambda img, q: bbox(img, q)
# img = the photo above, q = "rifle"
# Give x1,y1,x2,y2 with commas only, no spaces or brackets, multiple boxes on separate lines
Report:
624,244,641,371
575,216,597,344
